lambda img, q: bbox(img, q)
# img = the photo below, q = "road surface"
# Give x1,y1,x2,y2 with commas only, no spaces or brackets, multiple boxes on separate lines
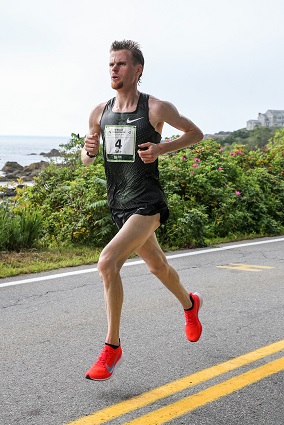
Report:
1,237,284,425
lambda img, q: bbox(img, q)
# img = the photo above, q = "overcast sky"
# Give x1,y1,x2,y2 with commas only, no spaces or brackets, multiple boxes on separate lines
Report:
1,0,283,138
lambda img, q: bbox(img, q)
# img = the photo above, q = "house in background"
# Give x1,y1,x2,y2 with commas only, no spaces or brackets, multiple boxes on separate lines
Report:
247,110,284,130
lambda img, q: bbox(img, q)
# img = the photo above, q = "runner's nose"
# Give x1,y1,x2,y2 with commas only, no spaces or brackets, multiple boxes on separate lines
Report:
112,64,119,72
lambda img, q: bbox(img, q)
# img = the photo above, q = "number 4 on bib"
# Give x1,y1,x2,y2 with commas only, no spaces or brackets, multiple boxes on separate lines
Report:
105,126,136,162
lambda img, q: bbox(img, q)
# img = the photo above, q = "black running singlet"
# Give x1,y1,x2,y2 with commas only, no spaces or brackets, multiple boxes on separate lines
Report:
100,93,167,209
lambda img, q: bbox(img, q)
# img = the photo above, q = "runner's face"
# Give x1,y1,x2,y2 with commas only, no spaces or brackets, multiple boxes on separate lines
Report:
109,50,141,90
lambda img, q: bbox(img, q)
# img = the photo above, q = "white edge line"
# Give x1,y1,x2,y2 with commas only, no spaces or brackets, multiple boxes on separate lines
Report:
1,237,284,289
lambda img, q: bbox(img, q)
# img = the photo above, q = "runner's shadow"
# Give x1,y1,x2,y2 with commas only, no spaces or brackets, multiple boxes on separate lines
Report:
93,388,146,403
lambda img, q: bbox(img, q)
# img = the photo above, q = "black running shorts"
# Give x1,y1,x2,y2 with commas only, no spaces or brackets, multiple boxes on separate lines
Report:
110,202,169,230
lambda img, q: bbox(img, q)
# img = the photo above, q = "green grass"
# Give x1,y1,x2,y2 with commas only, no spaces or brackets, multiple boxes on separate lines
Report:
1,231,283,279
0,246,101,278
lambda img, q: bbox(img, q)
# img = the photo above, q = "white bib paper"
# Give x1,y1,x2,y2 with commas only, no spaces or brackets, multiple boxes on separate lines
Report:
105,125,136,162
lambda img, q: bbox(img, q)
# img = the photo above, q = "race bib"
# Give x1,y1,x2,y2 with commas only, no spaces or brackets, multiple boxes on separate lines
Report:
105,125,136,162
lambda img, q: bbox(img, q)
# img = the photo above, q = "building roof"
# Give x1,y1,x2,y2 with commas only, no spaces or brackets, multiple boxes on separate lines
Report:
266,110,284,114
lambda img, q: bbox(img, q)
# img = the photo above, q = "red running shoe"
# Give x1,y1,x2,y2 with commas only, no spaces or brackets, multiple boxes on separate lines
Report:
184,292,203,342
85,344,123,381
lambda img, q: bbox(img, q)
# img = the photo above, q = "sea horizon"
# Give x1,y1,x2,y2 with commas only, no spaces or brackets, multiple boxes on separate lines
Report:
0,134,71,172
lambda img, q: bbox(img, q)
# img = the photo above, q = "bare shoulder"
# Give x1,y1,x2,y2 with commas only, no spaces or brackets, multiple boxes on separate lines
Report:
89,101,107,132
149,96,178,117
89,101,108,123
149,95,173,111
148,95,202,135
148,95,179,129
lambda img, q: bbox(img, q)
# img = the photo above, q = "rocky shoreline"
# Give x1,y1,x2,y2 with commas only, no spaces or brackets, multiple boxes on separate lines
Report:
0,148,61,198
0,148,61,180
1,160,50,181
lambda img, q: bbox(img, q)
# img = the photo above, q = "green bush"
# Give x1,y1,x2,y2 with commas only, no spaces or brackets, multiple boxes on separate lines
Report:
0,202,43,251
8,129,284,251
158,131,284,245
217,126,278,150
17,161,115,248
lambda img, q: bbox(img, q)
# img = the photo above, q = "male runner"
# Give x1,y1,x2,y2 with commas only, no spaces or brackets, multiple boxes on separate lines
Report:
82,40,204,381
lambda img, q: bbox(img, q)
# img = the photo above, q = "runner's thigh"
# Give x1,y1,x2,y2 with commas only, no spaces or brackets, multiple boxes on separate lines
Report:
100,213,161,268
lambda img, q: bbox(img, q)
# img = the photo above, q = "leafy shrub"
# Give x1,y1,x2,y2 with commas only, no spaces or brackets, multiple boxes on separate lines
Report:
217,126,278,150
0,202,43,251
15,134,116,247
158,131,284,246
8,129,284,251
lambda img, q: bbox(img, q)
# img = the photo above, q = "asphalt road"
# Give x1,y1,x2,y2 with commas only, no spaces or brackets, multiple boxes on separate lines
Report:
1,237,284,425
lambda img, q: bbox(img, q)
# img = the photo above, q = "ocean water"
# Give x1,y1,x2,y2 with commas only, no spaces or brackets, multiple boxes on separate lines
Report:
0,135,70,174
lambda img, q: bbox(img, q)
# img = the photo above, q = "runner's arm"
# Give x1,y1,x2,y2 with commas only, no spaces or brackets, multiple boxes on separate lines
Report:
81,103,106,165
138,99,203,163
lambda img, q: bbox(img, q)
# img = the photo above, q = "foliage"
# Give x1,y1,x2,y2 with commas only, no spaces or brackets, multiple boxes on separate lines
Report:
157,129,284,246
0,201,43,251
217,126,278,150
16,134,115,248
3,129,284,252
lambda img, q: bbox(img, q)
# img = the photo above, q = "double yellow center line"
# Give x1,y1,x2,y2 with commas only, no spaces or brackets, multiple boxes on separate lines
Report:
66,340,284,425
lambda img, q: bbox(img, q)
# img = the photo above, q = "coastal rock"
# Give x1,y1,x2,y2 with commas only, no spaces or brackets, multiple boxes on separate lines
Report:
24,161,49,173
1,161,24,174
1,148,61,181
0,187,16,197
40,148,61,157
0,184,26,198
1,160,49,181
22,161,49,179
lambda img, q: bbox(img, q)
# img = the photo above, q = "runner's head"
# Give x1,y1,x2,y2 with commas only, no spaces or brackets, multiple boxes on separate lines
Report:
110,40,144,84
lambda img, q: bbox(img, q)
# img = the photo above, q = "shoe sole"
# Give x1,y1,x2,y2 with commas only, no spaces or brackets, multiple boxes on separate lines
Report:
193,292,203,309
86,354,124,381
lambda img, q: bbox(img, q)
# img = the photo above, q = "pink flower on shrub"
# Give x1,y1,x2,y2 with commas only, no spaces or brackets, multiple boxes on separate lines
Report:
182,156,187,161
192,163,199,168
190,171,195,175
230,152,236,157
218,167,223,171
236,150,243,155
235,191,241,196
161,157,166,161
219,148,223,152
193,157,201,162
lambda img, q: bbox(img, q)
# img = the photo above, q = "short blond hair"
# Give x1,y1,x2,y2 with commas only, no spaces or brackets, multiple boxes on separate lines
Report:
110,40,144,84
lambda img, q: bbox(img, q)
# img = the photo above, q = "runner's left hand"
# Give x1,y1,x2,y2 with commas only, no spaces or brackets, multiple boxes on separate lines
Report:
138,143,160,163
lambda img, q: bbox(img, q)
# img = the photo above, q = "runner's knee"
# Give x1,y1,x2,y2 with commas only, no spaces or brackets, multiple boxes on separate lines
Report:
98,252,121,279
147,255,169,278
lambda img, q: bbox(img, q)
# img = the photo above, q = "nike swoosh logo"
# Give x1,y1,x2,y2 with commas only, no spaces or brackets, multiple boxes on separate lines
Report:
106,363,115,373
126,117,144,124
106,353,120,373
